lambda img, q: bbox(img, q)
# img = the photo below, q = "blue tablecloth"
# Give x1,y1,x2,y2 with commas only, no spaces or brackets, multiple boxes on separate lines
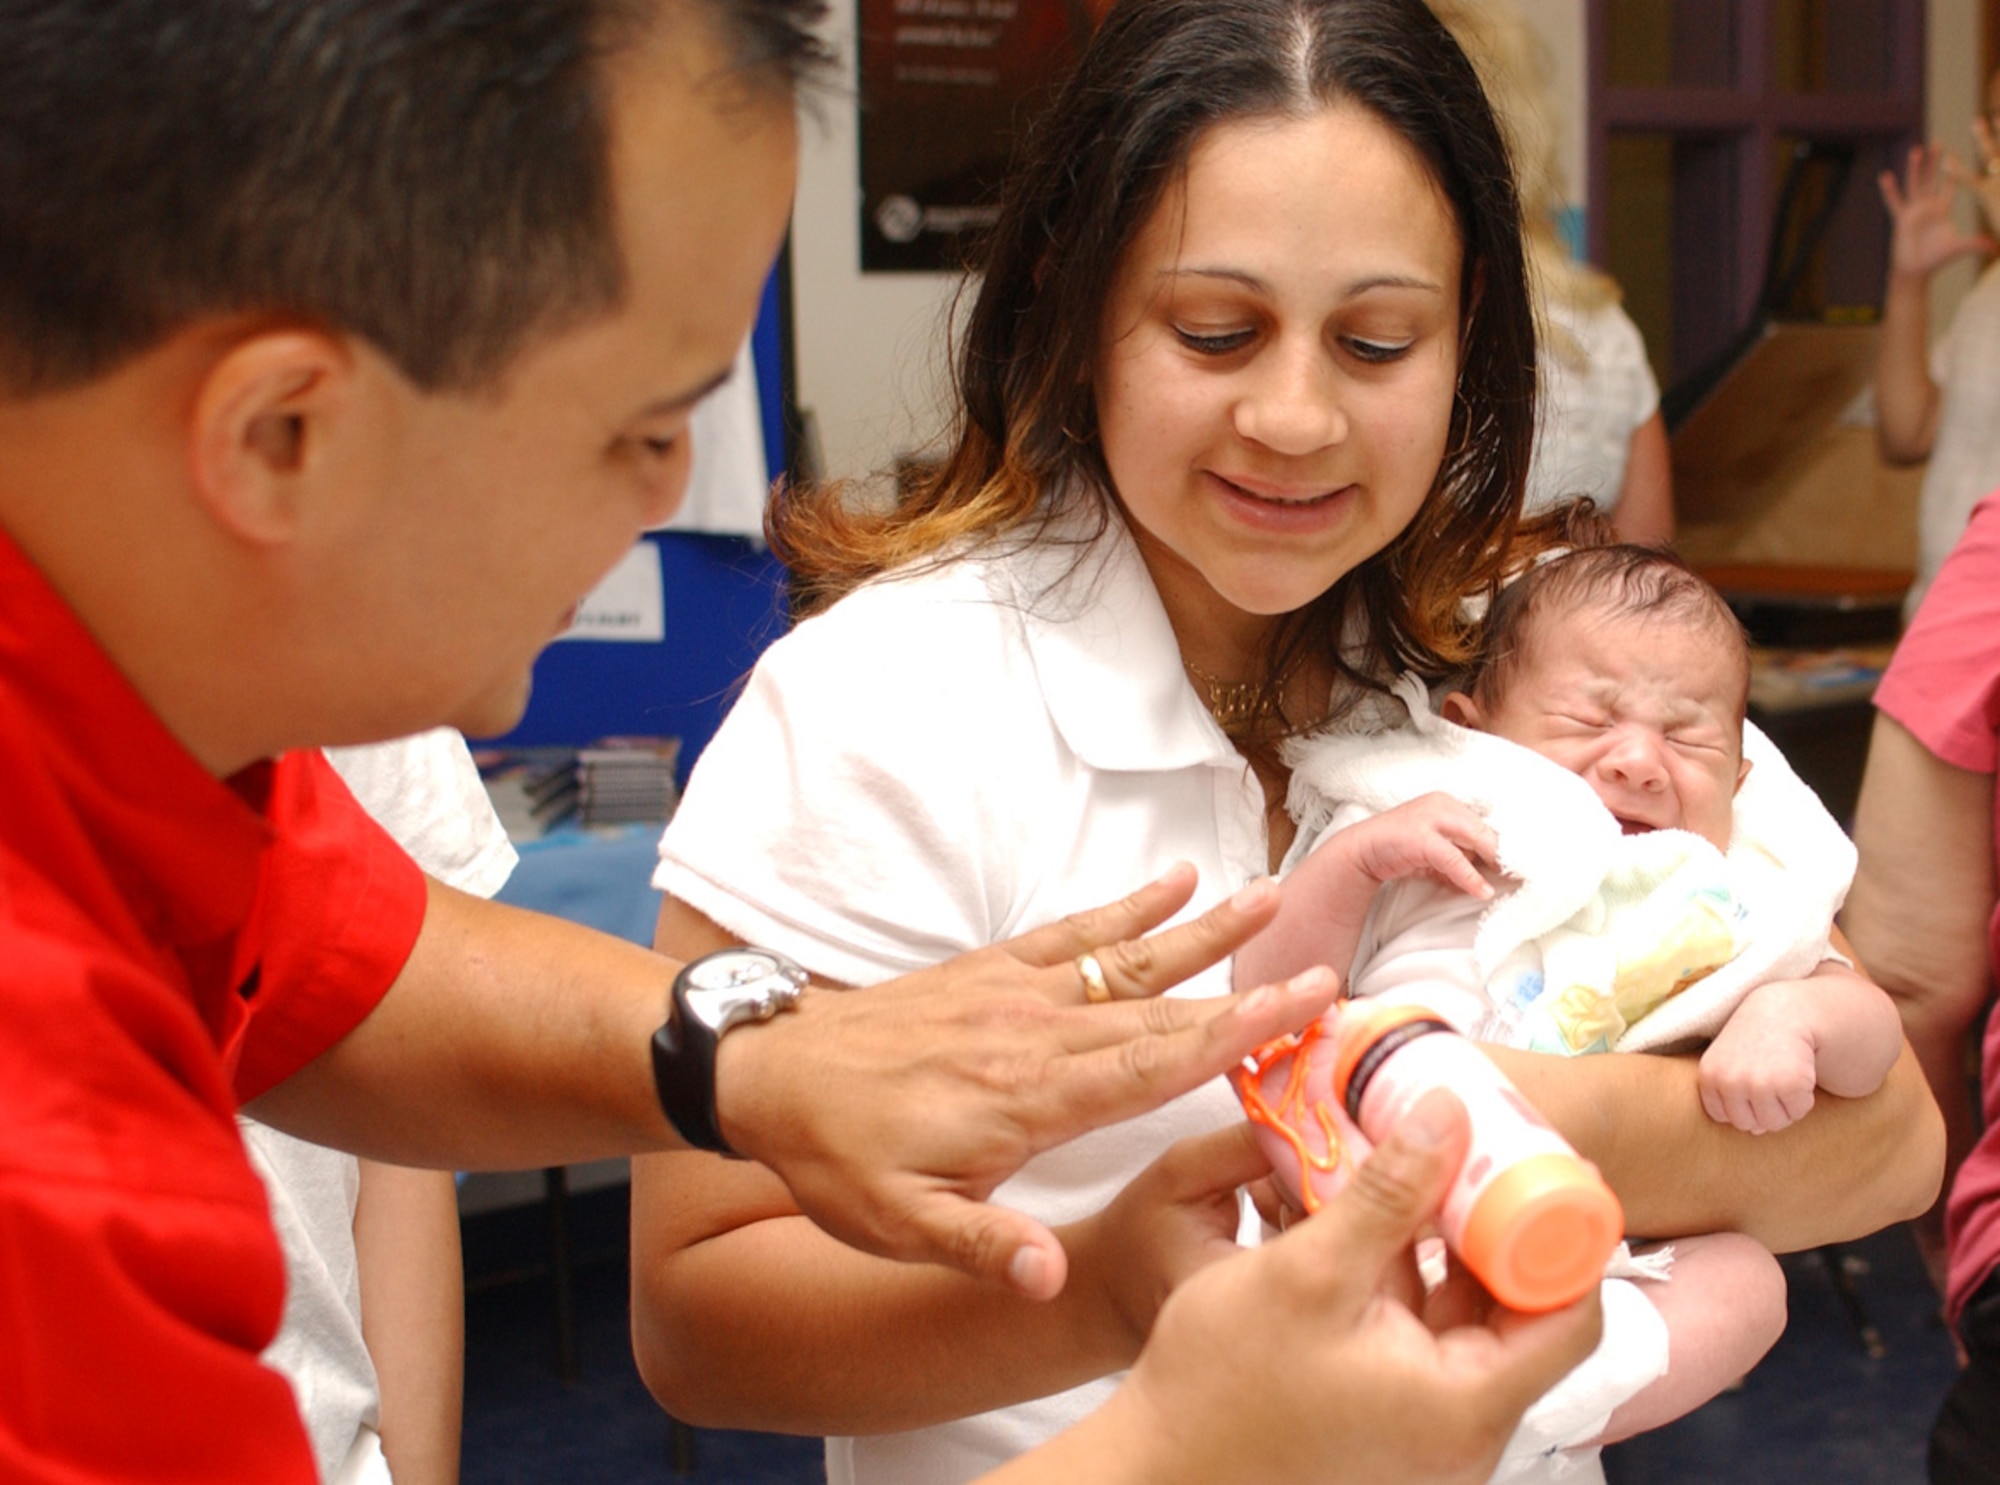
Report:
493,824,665,948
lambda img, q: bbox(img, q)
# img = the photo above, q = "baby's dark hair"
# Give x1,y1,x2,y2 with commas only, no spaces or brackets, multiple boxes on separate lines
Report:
1471,542,1751,720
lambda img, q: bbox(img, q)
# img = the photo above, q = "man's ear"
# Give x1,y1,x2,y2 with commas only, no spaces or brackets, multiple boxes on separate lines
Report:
1439,690,1482,729
188,330,353,546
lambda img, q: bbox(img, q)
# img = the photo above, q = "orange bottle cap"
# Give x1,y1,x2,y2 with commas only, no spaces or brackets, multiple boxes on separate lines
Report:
1460,1153,1624,1313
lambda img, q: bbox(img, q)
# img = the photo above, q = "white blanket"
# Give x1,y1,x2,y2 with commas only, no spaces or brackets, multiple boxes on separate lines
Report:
1283,674,1855,1053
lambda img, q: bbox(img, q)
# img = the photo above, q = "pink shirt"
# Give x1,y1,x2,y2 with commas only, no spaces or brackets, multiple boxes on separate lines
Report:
1873,490,2000,1326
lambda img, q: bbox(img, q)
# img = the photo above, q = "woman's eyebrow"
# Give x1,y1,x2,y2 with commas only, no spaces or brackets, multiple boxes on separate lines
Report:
1159,266,1270,293
1159,265,1445,299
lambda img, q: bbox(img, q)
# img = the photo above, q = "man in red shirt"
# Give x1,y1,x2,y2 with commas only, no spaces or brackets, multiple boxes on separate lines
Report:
0,2,1598,1480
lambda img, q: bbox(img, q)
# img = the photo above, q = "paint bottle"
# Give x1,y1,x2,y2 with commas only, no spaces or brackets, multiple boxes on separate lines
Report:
1330,1001,1624,1312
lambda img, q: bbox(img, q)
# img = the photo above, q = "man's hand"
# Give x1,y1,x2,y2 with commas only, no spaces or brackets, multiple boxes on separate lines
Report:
979,1090,1604,1485
714,865,1339,1298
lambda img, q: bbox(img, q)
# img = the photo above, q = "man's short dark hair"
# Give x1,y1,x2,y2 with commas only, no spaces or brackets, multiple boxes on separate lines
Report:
0,0,828,396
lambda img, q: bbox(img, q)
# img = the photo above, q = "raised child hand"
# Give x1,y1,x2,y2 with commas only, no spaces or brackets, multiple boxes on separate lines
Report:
1879,142,1997,278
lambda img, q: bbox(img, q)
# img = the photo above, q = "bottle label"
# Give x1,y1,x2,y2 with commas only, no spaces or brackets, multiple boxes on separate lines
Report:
1351,1032,1573,1244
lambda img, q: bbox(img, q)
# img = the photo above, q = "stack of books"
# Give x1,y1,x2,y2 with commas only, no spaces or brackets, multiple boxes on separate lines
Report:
475,747,580,839
476,735,681,839
574,736,682,827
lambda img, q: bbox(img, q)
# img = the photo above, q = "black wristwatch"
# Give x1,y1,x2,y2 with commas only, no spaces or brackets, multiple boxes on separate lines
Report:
652,947,809,1156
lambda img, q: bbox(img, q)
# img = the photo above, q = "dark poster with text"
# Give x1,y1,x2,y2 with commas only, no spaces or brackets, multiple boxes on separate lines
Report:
857,0,1109,273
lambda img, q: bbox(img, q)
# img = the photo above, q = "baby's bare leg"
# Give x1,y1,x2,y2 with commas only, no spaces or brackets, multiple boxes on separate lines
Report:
1597,1232,1787,1444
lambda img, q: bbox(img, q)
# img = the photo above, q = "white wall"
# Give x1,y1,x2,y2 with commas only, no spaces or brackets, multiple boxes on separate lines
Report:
1926,0,1986,328
791,0,961,488
1513,0,1587,209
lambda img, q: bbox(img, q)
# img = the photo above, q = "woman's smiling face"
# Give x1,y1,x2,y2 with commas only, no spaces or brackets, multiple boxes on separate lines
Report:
1092,101,1464,661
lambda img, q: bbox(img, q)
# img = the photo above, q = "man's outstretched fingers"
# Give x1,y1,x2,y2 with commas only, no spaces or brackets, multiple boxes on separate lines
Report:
1085,878,1283,1001
1021,969,1339,1138
1004,864,1201,971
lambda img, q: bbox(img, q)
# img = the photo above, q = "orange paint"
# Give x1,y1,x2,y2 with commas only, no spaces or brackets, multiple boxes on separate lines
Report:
1231,1023,1346,1215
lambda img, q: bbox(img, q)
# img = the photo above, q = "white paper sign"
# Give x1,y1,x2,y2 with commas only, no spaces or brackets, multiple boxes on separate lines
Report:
562,540,665,643
659,338,772,540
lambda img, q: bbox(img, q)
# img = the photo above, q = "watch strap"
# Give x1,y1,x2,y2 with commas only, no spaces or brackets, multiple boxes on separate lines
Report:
652,980,737,1157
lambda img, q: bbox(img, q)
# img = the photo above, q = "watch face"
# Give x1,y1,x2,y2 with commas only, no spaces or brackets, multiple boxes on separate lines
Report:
683,948,803,995
679,948,809,1036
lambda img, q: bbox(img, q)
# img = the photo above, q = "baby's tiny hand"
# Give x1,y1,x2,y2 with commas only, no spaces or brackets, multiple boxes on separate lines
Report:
1334,793,1500,901
1698,982,1819,1134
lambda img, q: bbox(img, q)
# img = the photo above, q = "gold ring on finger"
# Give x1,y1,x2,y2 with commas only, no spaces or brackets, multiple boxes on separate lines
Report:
1075,951,1112,1004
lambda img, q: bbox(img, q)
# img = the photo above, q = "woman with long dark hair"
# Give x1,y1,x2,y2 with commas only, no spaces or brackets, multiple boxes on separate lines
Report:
631,3,1935,1480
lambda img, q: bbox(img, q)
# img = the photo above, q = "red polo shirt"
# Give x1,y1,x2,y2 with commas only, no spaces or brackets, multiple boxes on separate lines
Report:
0,527,427,1481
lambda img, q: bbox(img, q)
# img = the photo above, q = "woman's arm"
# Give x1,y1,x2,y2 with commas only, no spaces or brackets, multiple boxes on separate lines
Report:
631,1150,1127,1432
1608,412,1673,547
631,1131,1264,1433
1487,1022,1941,1251
1844,712,1997,1280
1847,714,1995,1114
355,1160,463,1485
1876,261,1942,465
629,899,1262,1433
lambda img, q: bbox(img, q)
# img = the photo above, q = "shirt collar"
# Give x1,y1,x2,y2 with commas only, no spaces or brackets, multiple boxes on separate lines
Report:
1001,502,1239,773
0,524,268,950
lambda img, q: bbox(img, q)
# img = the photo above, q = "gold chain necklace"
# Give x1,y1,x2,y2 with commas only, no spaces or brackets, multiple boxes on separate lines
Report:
1184,660,1271,737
